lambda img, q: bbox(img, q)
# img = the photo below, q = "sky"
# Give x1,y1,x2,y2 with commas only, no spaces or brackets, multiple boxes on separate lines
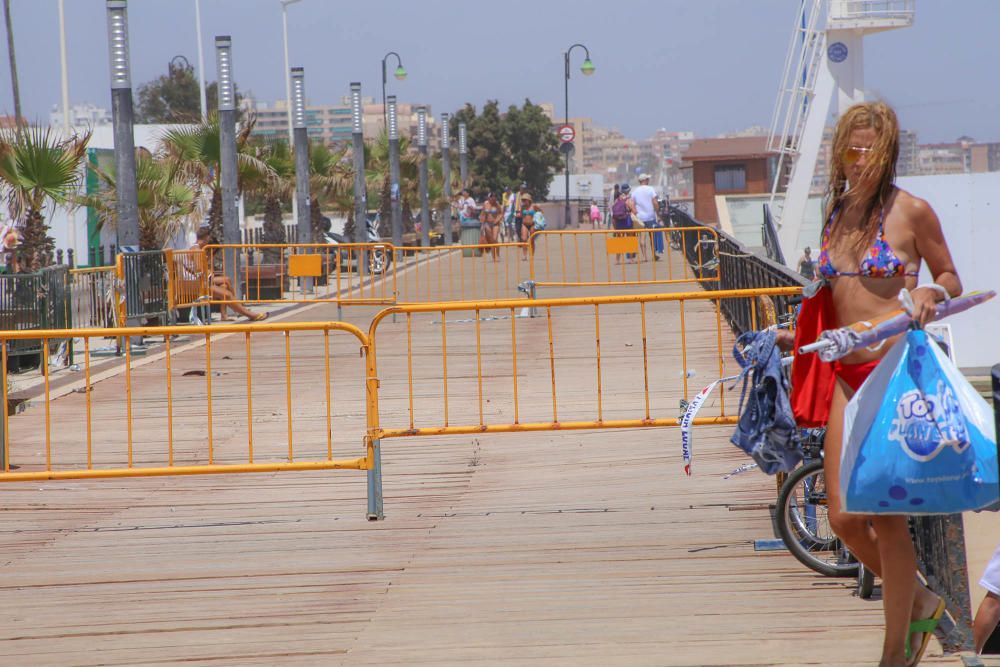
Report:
3,0,999,144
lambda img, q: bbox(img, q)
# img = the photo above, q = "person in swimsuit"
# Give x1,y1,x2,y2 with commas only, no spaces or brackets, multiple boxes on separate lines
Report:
479,192,502,260
781,101,961,667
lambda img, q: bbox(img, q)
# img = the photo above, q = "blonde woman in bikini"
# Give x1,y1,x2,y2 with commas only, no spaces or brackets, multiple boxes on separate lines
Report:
781,101,961,666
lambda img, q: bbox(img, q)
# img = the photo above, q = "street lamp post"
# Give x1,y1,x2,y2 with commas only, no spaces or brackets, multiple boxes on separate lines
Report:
105,0,139,253
291,67,312,293
216,35,241,298
380,51,406,132
563,43,595,228
194,0,207,121
387,95,402,249
440,113,451,246
416,107,430,248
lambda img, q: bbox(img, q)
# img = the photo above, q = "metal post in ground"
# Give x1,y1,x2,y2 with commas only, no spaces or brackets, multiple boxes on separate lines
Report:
416,106,430,248
291,67,312,293
350,82,367,283
366,437,384,520
440,113,451,246
216,36,241,299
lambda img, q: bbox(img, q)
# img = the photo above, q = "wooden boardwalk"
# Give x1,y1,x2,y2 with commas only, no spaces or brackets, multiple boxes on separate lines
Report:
0,245,990,665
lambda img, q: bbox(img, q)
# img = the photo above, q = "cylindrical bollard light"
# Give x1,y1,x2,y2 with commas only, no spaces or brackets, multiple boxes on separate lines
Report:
105,0,139,253
291,67,313,291
458,121,468,189
387,95,403,249
440,113,451,246
417,106,430,248
350,82,368,279
216,35,241,298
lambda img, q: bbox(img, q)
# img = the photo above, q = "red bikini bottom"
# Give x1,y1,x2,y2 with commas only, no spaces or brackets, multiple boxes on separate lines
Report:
832,359,880,392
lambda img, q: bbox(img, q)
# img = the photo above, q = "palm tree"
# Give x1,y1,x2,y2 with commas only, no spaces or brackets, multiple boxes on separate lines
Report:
160,113,273,242
0,126,89,271
309,142,353,238
79,151,198,250
244,138,293,261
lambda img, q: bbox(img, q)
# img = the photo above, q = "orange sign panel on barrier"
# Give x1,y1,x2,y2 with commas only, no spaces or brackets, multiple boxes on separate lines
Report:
605,236,639,255
288,254,322,277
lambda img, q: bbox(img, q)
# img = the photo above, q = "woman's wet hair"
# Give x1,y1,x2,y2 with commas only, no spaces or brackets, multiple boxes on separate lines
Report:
825,101,900,245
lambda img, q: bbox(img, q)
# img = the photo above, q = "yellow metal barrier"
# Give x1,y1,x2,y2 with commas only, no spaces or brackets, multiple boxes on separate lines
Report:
528,227,720,288
169,249,211,310
203,243,396,306
0,320,372,482
365,287,799,441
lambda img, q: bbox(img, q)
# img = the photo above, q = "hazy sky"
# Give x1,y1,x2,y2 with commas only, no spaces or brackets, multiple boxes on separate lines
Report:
4,0,999,143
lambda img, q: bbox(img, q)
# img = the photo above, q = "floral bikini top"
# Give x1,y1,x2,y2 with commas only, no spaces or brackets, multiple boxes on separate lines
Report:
817,205,918,279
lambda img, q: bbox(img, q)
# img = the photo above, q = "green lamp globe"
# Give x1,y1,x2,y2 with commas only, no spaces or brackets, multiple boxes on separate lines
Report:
580,59,595,76
394,65,407,81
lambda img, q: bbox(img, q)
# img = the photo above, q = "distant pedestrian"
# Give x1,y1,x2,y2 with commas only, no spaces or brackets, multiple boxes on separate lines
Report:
519,193,538,260
798,246,817,280
479,192,503,260
513,183,530,244
457,189,477,225
611,183,637,263
632,173,662,260
589,200,601,229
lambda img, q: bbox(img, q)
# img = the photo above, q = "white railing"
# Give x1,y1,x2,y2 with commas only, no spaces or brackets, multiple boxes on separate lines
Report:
828,0,915,22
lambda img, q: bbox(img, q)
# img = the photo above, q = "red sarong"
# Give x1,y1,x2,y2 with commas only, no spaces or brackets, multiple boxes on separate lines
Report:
790,285,837,427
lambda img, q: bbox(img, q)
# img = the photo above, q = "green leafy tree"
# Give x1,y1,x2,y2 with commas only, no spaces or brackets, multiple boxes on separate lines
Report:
450,99,561,202
501,99,562,200
244,138,293,262
0,126,89,271
136,57,242,124
80,151,198,250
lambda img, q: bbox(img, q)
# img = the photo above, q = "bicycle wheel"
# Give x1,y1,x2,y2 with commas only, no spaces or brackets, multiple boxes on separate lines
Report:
776,459,860,577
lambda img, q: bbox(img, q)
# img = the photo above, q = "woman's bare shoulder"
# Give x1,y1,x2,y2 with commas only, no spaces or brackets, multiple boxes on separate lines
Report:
893,188,935,219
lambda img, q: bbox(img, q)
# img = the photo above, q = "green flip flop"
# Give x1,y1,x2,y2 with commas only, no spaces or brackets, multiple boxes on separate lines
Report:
905,597,946,666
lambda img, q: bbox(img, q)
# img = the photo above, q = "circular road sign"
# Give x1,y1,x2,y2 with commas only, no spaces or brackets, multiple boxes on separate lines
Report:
559,141,575,156
557,124,575,143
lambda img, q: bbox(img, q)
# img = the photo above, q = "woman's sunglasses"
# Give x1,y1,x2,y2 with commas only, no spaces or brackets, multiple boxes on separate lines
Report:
843,145,875,165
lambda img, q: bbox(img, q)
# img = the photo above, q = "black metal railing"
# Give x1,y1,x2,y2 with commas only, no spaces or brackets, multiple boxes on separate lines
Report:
0,266,71,371
668,204,806,334
120,251,169,323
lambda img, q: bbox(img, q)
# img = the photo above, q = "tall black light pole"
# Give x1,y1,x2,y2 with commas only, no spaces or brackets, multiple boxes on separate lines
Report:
563,43,595,228
291,67,312,290
105,0,139,253
380,51,406,132
387,95,402,249
440,112,451,246
416,106,430,248
350,82,368,280
216,35,240,298
458,122,468,188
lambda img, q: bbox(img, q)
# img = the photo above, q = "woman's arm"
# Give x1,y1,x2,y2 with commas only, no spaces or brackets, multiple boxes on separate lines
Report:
908,197,962,325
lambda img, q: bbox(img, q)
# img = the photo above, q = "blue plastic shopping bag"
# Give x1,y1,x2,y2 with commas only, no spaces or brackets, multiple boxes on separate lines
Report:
840,329,999,515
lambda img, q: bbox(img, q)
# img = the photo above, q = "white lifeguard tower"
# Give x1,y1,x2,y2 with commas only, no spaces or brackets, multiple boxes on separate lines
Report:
767,0,915,262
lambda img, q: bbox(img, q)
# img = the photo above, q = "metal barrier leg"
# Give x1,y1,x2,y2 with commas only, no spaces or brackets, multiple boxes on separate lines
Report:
366,438,384,521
